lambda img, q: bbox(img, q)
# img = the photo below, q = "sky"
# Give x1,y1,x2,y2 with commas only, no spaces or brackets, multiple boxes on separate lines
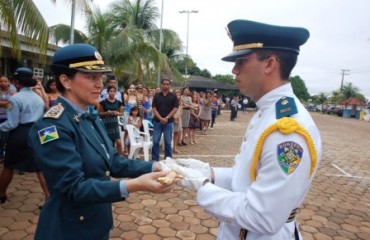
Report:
33,0,370,99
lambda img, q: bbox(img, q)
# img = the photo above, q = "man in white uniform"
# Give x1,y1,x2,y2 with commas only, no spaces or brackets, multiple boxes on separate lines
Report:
162,19,322,240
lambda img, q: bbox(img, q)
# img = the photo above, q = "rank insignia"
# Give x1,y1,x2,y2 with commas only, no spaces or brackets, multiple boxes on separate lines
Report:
38,125,59,144
43,103,64,119
275,97,297,119
277,141,303,175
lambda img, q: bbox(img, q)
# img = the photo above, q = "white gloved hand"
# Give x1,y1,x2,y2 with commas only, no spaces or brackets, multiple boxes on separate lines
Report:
158,157,177,171
158,158,208,191
174,158,211,179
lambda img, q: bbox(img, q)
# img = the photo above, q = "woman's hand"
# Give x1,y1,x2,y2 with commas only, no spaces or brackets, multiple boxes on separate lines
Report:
126,171,178,194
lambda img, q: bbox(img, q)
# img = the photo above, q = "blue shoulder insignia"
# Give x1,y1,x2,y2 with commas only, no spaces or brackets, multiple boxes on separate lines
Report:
43,103,64,119
275,97,298,119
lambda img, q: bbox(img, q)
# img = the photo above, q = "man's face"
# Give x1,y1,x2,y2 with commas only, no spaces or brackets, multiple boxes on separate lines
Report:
161,80,170,91
231,53,263,99
108,79,117,87
63,72,104,109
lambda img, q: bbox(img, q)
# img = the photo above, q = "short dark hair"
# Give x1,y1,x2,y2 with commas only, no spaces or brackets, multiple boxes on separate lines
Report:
107,85,117,92
55,71,77,93
254,49,298,80
161,78,171,84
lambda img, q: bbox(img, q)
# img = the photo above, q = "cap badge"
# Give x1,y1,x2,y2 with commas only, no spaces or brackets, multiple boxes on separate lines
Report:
95,51,103,60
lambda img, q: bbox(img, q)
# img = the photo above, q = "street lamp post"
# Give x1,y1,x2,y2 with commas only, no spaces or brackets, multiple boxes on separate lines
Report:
179,10,198,86
157,0,164,87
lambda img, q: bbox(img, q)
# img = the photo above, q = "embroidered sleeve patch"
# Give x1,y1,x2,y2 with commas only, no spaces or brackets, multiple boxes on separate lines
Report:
277,141,303,175
38,125,59,144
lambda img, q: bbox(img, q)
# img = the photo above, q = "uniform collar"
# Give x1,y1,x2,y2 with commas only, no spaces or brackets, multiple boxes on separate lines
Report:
59,96,86,114
256,83,294,111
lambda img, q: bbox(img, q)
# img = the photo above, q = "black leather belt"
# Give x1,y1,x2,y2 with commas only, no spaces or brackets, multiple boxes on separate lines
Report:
239,208,298,240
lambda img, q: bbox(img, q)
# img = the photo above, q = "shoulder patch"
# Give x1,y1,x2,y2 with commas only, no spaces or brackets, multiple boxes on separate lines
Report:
275,97,297,119
38,125,59,144
44,103,64,119
277,141,303,175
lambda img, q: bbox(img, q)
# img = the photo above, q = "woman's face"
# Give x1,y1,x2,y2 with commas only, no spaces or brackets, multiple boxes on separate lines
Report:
62,72,104,109
49,82,57,92
108,88,116,98
0,77,10,89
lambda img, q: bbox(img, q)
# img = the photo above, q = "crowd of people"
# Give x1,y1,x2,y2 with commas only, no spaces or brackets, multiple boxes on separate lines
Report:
96,77,226,159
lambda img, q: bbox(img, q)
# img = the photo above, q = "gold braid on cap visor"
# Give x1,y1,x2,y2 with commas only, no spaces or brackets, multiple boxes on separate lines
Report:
250,117,317,182
233,43,264,51
69,60,105,68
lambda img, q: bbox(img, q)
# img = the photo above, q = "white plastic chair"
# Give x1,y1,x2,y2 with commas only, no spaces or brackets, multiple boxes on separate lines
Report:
125,124,152,161
142,119,153,142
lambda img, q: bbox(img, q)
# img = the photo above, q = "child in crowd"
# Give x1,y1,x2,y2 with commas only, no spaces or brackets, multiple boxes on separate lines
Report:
125,106,142,154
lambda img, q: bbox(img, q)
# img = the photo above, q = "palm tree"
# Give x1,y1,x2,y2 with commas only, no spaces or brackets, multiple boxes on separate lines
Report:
0,0,93,62
341,82,360,99
0,0,49,61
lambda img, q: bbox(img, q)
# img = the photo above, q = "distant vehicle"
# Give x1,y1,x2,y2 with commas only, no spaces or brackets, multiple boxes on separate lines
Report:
322,106,343,116
305,105,321,112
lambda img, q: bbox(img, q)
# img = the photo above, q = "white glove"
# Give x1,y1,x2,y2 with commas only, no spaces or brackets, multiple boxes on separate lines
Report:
158,158,207,191
174,158,211,179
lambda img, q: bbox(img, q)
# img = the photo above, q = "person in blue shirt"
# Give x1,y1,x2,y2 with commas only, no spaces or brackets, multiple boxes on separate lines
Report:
28,43,177,240
0,68,50,203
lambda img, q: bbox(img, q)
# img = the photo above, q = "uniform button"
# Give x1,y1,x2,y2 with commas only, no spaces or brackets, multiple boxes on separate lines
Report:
79,216,84,221
105,171,110,176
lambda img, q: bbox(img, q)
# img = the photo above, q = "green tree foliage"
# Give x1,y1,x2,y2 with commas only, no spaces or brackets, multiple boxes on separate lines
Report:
289,75,310,101
213,74,235,84
0,0,50,62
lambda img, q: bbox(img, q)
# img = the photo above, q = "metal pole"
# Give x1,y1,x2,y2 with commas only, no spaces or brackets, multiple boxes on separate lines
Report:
180,10,198,86
157,0,164,87
70,0,76,44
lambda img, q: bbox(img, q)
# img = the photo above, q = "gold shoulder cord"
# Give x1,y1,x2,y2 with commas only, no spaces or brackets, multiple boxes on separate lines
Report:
250,117,317,181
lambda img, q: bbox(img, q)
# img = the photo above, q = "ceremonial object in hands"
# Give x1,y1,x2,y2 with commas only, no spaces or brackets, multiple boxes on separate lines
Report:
157,171,183,185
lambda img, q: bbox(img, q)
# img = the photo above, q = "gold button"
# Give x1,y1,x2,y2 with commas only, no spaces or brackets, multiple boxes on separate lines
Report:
79,216,84,221
105,171,110,176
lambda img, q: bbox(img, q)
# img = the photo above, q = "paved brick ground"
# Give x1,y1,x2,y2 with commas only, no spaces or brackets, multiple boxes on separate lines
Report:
0,110,369,239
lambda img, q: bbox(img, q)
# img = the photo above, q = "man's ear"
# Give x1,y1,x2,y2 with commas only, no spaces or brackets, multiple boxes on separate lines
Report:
59,74,71,90
264,57,279,75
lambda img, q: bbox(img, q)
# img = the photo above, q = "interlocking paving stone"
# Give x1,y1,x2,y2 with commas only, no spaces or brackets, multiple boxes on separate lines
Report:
0,111,369,239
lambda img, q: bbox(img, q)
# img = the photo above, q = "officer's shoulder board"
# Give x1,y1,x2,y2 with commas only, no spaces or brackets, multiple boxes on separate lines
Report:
275,97,298,119
43,103,64,119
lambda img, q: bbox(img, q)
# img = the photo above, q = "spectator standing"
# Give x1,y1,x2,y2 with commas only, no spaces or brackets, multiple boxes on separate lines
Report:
151,78,178,161
0,68,50,204
210,93,219,129
44,79,61,108
172,89,183,154
199,91,212,135
188,92,201,144
99,76,122,102
123,84,138,125
98,86,124,155
28,44,176,240
230,95,239,121
0,76,16,162
142,87,152,123
180,87,192,145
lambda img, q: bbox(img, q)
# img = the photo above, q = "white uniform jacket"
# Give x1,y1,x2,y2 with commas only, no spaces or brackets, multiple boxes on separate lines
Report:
197,83,322,240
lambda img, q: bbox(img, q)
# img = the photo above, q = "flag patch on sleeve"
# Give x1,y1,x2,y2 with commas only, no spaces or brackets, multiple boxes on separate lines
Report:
38,125,59,144
277,141,303,175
